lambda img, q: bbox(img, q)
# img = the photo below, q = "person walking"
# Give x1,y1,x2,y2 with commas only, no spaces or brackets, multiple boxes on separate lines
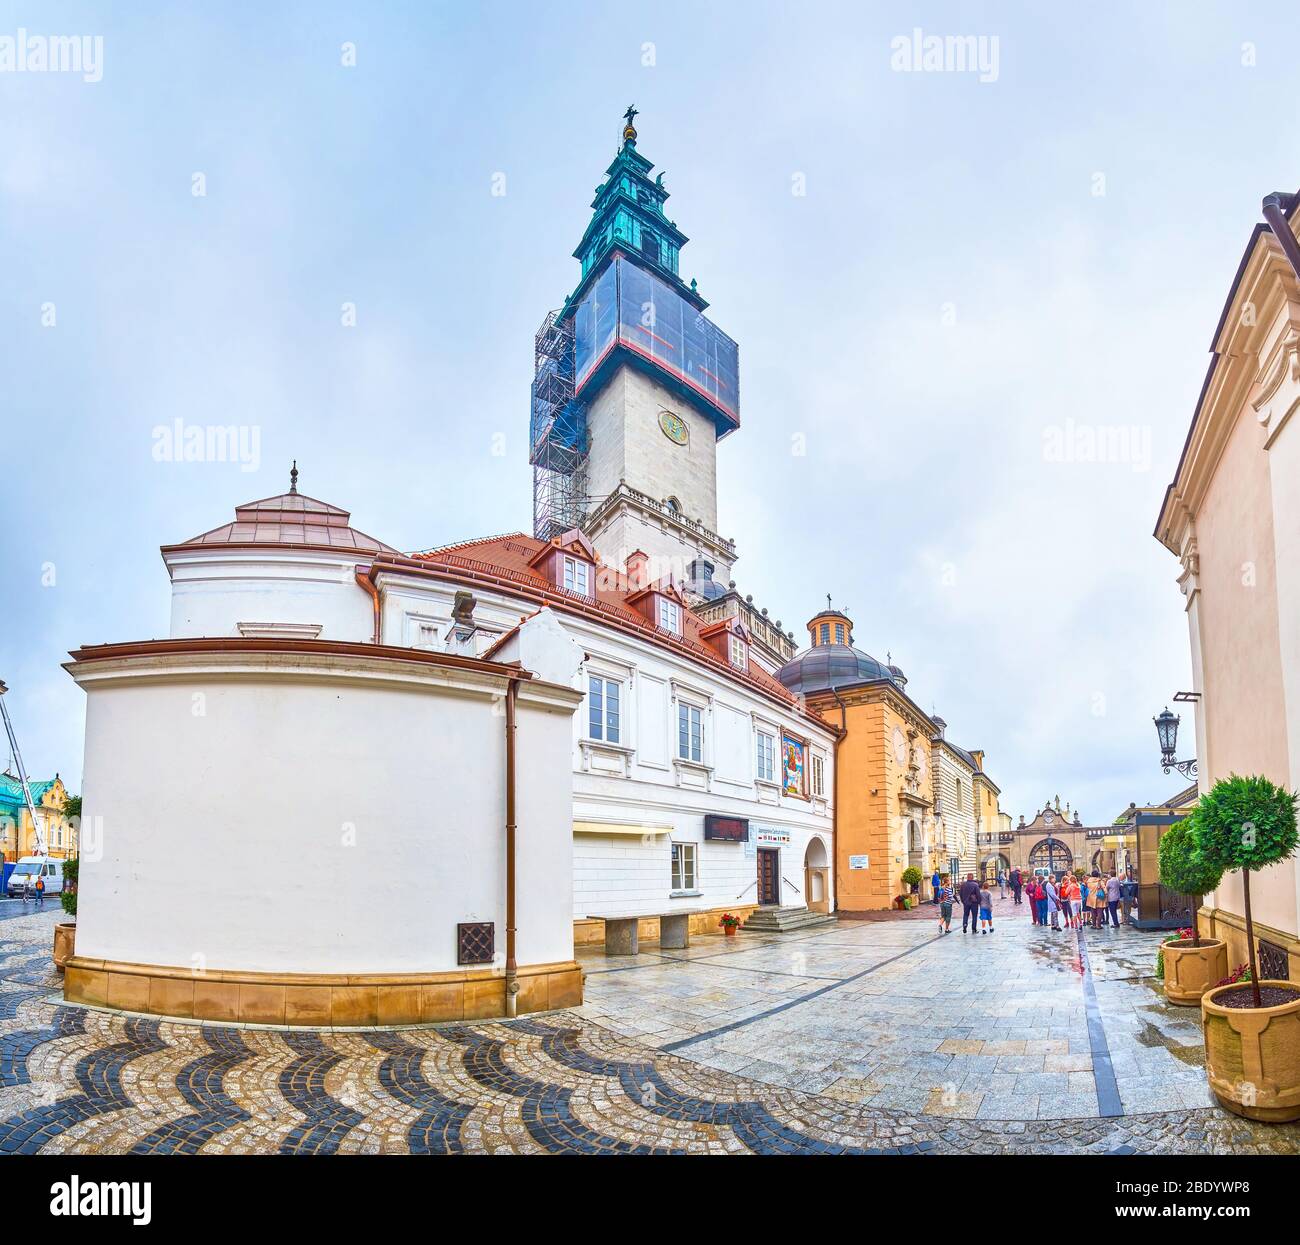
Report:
958,874,982,933
997,870,1007,900
931,869,942,906
1010,867,1022,905
33,870,45,911
1105,871,1123,928
937,875,954,934
979,880,994,933
1026,875,1040,924
1044,875,1061,930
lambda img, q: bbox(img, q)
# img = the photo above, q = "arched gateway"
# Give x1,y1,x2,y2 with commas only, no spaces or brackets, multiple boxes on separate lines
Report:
1028,838,1073,873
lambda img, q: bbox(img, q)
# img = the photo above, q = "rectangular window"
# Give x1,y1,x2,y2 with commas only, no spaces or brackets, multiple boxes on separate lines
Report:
658,598,681,633
819,623,830,644
729,635,746,668
812,753,825,797
563,556,591,596
671,842,697,891
588,675,621,743
677,703,703,762
756,731,775,782
834,623,845,644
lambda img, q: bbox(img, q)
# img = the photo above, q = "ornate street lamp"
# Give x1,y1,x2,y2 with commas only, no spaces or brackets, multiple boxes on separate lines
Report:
1153,706,1197,779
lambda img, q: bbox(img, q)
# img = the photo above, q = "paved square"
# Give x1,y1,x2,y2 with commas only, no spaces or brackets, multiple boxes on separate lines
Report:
0,896,1296,1154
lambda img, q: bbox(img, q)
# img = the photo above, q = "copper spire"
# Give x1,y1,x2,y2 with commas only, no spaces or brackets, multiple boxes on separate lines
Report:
289,461,298,494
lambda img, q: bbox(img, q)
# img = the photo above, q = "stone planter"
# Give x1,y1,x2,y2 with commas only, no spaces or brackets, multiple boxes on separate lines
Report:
53,922,76,975
1201,980,1300,1122
1163,938,1228,1005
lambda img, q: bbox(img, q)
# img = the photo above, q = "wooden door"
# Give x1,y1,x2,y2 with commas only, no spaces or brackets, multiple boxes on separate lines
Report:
757,848,780,906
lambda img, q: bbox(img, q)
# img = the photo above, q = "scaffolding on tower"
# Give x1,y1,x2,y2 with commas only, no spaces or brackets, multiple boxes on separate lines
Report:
529,309,589,542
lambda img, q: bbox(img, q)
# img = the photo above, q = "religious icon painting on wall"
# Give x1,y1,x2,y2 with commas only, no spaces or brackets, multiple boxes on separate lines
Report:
782,734,805,796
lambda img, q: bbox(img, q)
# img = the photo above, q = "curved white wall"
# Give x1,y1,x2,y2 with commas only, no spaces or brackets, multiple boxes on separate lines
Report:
70,649,580,976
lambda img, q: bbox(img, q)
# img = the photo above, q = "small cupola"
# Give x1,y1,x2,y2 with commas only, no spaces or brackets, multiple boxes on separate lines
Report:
807,597,853,648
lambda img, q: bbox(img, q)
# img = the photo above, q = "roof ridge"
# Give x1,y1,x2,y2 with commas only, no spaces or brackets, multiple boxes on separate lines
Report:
408,531,534,558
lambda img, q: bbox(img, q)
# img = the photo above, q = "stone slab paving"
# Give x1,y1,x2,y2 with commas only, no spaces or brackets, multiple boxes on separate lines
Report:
0,902,1296,1154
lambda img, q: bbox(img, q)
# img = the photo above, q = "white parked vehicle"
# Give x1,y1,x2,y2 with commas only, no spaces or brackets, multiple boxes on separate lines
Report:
6,856,64,899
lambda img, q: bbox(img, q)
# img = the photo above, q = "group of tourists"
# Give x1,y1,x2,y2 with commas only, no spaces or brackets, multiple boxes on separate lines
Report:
1016,867,1128,930
930,865,1139,937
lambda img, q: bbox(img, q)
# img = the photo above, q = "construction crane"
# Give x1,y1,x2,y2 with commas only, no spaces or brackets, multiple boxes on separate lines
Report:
0,679,47,859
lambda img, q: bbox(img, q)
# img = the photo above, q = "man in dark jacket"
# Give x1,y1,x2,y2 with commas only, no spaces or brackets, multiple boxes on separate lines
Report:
958,874,982,933
1010,867,1022,905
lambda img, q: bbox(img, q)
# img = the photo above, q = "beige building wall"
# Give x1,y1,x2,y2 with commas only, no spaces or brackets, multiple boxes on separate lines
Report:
1158,217,1300,967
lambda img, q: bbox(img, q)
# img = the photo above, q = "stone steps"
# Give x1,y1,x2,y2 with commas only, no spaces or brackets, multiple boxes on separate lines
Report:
741,906,837,934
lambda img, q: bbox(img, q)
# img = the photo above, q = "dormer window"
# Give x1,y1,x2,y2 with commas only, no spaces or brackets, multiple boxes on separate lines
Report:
658,597,682,634
563,555,592,597
729,634,747,669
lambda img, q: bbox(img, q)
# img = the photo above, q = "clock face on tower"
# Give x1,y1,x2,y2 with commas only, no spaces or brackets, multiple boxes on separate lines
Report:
658,409,688,446
892,727,908,766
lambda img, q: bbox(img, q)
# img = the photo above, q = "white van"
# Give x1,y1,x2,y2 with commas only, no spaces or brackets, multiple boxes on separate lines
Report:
6,857,64,899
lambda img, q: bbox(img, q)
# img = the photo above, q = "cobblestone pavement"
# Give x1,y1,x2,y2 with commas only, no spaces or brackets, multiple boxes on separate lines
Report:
1,903,1297,1154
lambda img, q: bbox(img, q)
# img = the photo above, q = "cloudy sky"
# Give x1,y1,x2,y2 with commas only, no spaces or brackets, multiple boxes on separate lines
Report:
2,1,1293,822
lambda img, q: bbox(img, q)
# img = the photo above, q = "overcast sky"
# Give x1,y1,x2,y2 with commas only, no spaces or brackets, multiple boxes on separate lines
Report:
2,1,1293,823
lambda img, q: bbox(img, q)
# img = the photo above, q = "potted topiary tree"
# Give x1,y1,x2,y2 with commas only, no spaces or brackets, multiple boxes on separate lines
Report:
53,855,78,973
1156,819,1226,1004
1190,774,1300,1122
901,866,922,905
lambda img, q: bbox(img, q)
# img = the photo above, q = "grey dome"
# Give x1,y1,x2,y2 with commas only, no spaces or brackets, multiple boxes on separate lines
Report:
776,643,904,696
684,557,728,602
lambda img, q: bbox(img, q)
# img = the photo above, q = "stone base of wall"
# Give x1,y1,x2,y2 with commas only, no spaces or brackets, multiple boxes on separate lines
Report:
63,956,583,1026
574,905,759,946
1197,907,1300,982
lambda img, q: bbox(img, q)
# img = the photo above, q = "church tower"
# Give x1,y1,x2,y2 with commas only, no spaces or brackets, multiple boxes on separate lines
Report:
529,109,740,587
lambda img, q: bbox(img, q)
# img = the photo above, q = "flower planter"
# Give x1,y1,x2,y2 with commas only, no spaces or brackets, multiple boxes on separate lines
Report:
53,922,76,975
723,925,737,937
1162,938,1228,1005
1201,980,1300,1122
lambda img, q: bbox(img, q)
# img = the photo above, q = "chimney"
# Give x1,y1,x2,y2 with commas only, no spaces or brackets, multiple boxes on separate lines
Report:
625,550,650,591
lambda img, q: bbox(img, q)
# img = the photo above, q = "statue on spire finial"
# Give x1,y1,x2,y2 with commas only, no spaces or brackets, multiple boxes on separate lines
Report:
289,460,299,495
622,104,638,144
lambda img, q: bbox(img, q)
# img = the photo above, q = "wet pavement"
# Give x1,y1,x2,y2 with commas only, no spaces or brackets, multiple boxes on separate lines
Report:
0,898,1296,1154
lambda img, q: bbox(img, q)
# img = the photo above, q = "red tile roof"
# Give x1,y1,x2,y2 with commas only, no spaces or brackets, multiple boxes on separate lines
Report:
396,533,813,719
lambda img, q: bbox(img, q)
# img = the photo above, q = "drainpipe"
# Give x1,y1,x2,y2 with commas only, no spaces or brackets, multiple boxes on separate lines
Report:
829,687,848,913
355,567,381,644
504,676,520,1017
1263,193,1300,283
